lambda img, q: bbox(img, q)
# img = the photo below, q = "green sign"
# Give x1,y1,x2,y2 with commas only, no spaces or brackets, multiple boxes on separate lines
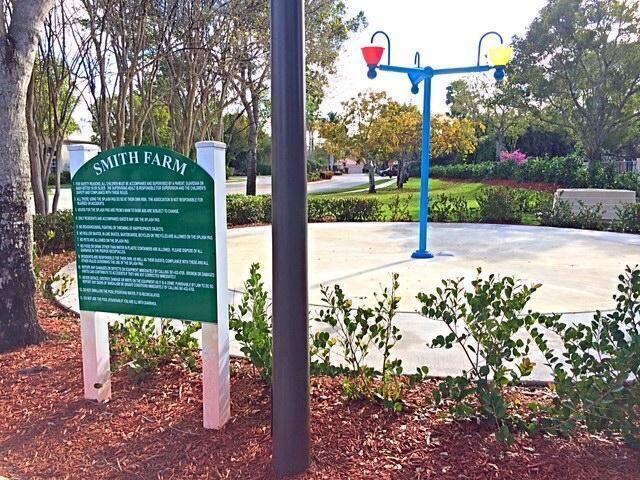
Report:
71,145,217,323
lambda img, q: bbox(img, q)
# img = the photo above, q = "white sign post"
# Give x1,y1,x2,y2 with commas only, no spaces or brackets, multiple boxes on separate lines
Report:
196,141,231,429
69,141,230,430
69,144,111,403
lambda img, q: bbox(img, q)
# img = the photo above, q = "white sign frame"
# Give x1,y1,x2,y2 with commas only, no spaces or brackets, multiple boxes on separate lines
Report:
69,141,230,429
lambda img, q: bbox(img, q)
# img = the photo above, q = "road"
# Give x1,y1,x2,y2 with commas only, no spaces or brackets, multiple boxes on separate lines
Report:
36,174,380,212
225,173,379,195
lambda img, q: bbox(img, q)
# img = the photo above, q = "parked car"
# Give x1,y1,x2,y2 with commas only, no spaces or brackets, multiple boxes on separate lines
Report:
379,165,398,177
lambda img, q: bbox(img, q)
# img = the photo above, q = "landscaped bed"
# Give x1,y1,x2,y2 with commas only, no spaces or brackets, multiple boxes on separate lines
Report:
0,252,638,479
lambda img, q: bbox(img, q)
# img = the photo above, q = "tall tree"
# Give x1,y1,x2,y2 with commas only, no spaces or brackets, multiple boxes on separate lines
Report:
431,114,484,163
79,0,179,149
0,0,53,351
231,0,365,195
230,0,269,195
27,0,86,215
341,91,390,193
446,78,526,160
374,101,421,188
318,111,349,169
512,0,640,168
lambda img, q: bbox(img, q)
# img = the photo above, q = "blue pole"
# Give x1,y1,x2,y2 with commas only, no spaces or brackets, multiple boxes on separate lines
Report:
412,75,434,259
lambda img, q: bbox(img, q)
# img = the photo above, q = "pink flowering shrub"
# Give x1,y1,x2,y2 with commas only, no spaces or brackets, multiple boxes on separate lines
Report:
499,149,528,165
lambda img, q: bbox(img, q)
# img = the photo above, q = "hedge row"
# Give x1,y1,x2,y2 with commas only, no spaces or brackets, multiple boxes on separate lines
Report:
34,195,382,254
225,194,381,225
430,156,640,195
33,188,640,256
430,186,640,233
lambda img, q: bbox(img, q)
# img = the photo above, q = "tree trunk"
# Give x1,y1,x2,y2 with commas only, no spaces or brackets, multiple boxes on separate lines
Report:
51,141,62,212
396,156,405,189
245,96,260,196
368,160,376,194
584,136,603,171
0,0,52,352
246,117,258,196
26,72,46,214
495,133,505,161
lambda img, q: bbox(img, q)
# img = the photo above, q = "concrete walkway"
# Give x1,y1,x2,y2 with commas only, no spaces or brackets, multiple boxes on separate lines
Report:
54,222,640,382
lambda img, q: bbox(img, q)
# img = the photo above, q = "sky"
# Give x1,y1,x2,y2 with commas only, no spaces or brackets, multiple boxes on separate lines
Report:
73,0,548,140
320,0,547,116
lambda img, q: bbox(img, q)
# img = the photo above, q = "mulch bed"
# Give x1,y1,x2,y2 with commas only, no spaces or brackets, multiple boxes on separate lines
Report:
1,253,639,479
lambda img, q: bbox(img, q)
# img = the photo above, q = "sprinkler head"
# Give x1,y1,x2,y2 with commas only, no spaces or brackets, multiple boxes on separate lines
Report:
494,67,505,82
367,67,378,79
411,84,419,94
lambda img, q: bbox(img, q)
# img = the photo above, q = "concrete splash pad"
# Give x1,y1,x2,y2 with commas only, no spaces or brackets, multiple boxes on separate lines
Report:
229,222,640,314
55,222,640,381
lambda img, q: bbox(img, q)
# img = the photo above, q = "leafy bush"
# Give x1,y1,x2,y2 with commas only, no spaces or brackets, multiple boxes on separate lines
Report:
417,269,559,444
387,194,412,222
308,197,381,222
499,150,528,165
229,263,273,383
513,189,553,215
307,171,321,182
533,266,640,446
432,155,640,195
33,210,75,254
429,194,477,223
48,170,71,185
615,203,640,233
313,274,408,411
226,194,271,225
572,201,605,230
476,186,523,224
539,199,605,230
226,195,381,226
110,316,200,382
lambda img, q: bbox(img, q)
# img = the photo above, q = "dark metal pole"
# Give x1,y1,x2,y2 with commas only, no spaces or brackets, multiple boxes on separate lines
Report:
270,0,310,477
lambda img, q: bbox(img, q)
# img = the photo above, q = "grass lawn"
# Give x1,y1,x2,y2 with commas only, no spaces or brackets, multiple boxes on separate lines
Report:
320,178,486,221
319,177,543,225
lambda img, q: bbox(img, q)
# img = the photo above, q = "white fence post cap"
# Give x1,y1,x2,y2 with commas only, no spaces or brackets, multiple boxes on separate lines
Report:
195,140,226,149
68,144,100,152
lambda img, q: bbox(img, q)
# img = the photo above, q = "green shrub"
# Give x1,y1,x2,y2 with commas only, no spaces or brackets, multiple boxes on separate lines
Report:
307,171,321,182
226,195,381,226
533,266,640,446
573,201,605,230
615,203,640,233
34,196,382,255
33,210,75,254
386,194,412,222
432,156,640,195
226,194,271,225
476,186,523,224
313,273,407,411
48,171,71,185
228,263,378,385
109,316,200,382
417,269,559,444
309,197,381,222
539,199,605,230
513,189,553,214
229,263,273,383
307,197,336,222
429,194,477,223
